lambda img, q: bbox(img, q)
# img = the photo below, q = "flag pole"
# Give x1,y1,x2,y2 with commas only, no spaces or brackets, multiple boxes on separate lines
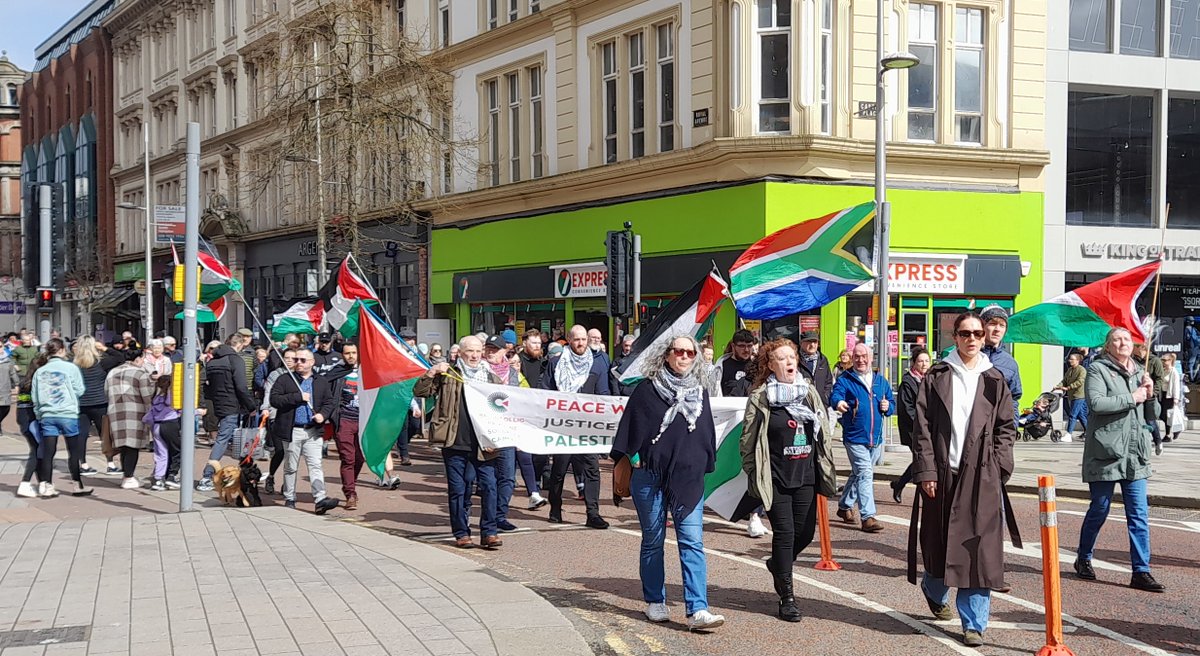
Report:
1147,204,1170,351
347,252,401,331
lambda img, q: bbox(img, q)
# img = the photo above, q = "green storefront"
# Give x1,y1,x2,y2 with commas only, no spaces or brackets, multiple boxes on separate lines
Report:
431,180,1044,389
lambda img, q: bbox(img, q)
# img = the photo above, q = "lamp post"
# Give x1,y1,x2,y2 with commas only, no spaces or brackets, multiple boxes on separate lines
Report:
118,201,154,343
873,0,919,387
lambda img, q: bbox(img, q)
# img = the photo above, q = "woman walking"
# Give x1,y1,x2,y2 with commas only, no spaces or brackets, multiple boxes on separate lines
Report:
105,347,155,490
909,312,1019,648
72,337,108,476
740,338,837,621
142,374,183,491
1160,352,1184,445
611,335,725,632
892,348,931,503
1072,327,1166,593
15,355,48,498
31,338,92,497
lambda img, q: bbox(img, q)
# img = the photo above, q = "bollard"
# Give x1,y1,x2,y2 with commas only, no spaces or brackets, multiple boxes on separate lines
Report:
814,494,841,571
1036,475,1076,656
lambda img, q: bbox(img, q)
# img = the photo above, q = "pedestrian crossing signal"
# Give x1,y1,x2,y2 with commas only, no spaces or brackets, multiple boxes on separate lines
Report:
37,288,55,312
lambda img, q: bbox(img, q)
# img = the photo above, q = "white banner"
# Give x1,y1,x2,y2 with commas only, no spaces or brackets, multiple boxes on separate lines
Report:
462,381,746,454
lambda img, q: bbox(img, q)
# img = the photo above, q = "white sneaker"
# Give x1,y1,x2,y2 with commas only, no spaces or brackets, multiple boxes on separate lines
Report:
37,482,59,498
528,493,548,510
747,514,767,538
121,477,141,490
17,481,37,498
644,602,670,623
688,609,725,631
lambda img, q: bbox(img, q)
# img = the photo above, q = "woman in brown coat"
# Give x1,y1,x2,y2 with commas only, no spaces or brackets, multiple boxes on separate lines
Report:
908,312,1019,648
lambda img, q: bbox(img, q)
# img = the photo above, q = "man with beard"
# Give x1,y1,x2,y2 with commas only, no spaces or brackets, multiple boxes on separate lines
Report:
797,332,834,406
327,343,365,510
484,335,524,531
539,325,610,529
517,330,550,509
717,329,757,397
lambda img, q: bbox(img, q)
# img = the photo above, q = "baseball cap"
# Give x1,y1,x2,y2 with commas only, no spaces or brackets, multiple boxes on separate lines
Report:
485,335,506,350
236,328,254,338
317,333,333,343
800,331,820,342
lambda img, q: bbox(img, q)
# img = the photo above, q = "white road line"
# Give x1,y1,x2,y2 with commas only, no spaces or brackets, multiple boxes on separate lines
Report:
993,592,1176,656
1057,509,1200,534
927,619,1077,633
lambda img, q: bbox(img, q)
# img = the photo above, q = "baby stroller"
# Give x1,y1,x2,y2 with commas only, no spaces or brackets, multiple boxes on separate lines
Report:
1018,391,1064,442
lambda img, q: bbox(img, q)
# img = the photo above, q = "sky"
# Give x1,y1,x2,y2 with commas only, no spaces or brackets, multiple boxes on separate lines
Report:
0,0,95,72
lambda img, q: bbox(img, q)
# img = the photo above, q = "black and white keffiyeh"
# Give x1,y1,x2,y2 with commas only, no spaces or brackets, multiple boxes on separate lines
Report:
554,347,595,393
765,374,819,424
458,358,491,384
651,367,705,440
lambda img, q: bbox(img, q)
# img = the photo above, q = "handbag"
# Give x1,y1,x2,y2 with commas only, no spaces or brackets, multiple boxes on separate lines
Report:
612,456,632,498
100,414,116,461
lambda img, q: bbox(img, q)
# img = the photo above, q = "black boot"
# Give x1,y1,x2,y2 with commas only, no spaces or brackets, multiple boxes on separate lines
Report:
776,575,801,622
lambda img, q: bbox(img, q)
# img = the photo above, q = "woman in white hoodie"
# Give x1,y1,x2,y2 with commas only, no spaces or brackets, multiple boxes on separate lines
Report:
907,312,1019,649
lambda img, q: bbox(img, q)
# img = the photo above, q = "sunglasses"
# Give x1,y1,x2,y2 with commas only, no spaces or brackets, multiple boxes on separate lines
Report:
293,357,312,362
956,330,986,340
671,348,697,358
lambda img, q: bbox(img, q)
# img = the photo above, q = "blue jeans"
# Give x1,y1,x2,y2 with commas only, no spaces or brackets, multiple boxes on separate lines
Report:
1065,398,1088,433
39,416,79,438
922,574,991,633
494,447,516,523
630,467,709,615
1078,478,1151,573
203,414,241,479
443,449,498,539
840,442,882,520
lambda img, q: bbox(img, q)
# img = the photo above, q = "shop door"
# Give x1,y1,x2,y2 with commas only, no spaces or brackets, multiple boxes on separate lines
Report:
900,310,930,371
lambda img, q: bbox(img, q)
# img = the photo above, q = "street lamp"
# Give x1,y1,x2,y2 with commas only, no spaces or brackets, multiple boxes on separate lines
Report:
118,201,155,344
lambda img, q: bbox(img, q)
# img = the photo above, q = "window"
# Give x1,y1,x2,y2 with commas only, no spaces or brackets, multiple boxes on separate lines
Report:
226,0,237,38
602,41,618,163
954,7,984,144
1066,91,1153,227
225,73,238,129
397,0,405,33
487,80,500,186
657,23,675,151
907,3,938,141
441,113,453,193
1070,0,1110,52
1121,0,1159,56
509,0,518,23
439,0,450,47
819,0,833,134
756,0,791,133
4,84,15,106
531,0,540,12
507,73,521,182
629,33,646,158
1166,96,1200,228
488,0,498,29
530,66,544,178
1171,0,1200,58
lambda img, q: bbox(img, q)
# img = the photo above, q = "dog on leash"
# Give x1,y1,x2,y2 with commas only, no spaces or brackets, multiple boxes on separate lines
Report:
209,460,244,506
239,458,263,507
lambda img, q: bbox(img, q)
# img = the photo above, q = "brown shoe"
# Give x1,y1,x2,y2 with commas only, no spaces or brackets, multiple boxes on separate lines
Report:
860,517,884,533
836,507,858,524
481,535,503,549
454,536,474,549
344,494,357,511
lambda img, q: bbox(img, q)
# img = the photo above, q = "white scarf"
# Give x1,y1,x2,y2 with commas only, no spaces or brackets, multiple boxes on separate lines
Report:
764,374,819,425
554,347,594,393
458,358,491,384
651,366,704,441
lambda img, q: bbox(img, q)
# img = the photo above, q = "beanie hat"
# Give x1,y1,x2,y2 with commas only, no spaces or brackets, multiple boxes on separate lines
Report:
502,329,518,345
979,304,1009,324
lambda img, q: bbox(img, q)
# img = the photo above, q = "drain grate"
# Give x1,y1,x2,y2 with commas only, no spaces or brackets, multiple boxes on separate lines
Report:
0,626,90,648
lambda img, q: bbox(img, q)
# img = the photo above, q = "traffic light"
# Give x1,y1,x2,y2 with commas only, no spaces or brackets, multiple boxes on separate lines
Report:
37,288,55,312
605,229,633,318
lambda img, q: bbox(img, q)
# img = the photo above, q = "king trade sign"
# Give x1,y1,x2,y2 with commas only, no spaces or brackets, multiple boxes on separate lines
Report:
551,263,608,298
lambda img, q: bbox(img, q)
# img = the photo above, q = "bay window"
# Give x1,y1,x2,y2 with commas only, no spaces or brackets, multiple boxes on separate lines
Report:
756,0,792,133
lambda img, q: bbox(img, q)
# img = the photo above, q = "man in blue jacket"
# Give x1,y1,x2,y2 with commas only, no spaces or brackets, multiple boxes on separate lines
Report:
979,305,1022,419
829,343,894,533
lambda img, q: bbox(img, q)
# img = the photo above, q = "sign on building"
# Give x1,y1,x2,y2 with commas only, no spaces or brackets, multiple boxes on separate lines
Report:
550,263,608,298
154,205,186,244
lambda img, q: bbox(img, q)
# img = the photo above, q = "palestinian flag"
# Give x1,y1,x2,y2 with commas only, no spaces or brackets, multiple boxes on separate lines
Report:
319,258,380,337
271,299,323,339
730,202,876,319
358,306,428,479
702,398,760,521
616,265,729,385
1005,260,1161,347
171,246,241,323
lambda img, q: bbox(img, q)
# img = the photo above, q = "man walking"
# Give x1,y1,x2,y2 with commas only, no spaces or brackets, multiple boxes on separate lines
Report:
484,335,524,531
979,305,1022,417
313,334,344,376
327,343,364,510
197,335,256,491
516,330,550,508
717,330,757,397
539,325,610,529
830,344,893,533
271,348,338,514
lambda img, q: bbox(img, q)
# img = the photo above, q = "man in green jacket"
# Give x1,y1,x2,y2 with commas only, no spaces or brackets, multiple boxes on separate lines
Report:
1055,353,1088,435
10,331,39,377
1132,343,1166,454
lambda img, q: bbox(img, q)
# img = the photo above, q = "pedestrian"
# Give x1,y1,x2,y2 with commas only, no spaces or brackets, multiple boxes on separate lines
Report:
100,339,126,372
30,338,90,497
716,329,757,397
313,333,343,375
15,355,48,498
1055,352,1088,437
833,348,853,380
428,343,446,365
1160,352,1184,443
979,305,1022,418
414,335,506,548
252,346,270,402
1183,317,1199,382
739,338,837,622
612,334,638,396
236,328,258,396
142,374,184,491
0,349,18,436
892,347,931,504
908,311,1019,648
796,332,834,405
1131,342,1166,455
11,331,38,377
196,335,256,491
104,347,155,490
162,335,184,364
515,330,549,508
539,325,610,529
327,343,365,510
482,334,526,531
611,334,725,631
1073,327,1165,593
829,343,893,533
71,336,108,477
271,348,338,514
142,339,173,378
260,349,297,494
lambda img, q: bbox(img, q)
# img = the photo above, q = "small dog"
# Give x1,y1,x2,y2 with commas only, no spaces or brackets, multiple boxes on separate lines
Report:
239,459,263,507
209,459,244,506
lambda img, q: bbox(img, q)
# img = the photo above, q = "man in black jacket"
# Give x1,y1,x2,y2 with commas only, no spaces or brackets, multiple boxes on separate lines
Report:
539,325,610,529
100,340,127,373
272,348,338,513
798,331,833,406
197,337,257,491
313,333,344,375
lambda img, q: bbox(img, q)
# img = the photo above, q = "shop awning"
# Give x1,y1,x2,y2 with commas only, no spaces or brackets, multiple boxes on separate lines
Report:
91,288,137,314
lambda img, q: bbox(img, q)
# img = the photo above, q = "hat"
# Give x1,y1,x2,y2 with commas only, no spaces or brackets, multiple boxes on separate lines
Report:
485,335,505,350
979,304,1009,324
236,328,253,338
501,329,517,345
399,327,417,339
800,331,820,342
317,333,333,343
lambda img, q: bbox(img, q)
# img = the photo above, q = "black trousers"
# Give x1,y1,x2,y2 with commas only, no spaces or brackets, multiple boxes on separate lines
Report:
268,429,286,477
120,445,140,478
18,407,37,483
159,419,182,479
549,454,601,519
766,482,818,581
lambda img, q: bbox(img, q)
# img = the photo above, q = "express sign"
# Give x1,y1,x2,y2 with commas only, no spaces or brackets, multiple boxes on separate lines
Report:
887,256,965,294
551,263,608,298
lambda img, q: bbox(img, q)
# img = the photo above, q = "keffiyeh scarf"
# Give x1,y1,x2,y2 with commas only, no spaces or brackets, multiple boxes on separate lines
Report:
458,358,491,384
651,366,705,441
765,374,819,424
554,347,594,393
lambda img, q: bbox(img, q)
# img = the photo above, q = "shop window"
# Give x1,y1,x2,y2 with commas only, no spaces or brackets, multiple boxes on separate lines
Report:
755,0,791,133
1167,96,1200,229
1121,0,1159,56
1066,91,1154,227
1170,0,1200,58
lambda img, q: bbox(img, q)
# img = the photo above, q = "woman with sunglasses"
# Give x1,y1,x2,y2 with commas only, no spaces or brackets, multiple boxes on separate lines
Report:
908,312,1019,648
739,338,837,621
611,335,725,632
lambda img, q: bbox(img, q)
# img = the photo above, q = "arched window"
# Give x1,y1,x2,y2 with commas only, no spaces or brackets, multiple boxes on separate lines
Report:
4,83,16,106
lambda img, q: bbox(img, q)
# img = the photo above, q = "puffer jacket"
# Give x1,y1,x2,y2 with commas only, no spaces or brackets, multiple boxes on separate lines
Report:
1082,355,1159,483
740,383,837,511
205,345,255,419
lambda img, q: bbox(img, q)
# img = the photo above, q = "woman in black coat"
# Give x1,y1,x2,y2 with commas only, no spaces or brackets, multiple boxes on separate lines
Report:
891,348,931,503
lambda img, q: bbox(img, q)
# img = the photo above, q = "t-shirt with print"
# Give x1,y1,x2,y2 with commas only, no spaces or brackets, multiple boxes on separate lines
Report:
766,406,816,489
340,369,360,422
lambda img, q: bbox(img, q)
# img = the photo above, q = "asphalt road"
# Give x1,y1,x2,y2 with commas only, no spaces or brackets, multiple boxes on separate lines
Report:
303,442,1200,656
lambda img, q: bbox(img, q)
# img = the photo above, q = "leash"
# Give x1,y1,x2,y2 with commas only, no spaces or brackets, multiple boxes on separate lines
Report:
240,414,268,466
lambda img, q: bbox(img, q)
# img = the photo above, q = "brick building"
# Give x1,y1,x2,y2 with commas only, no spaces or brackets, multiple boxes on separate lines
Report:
0,53,25,334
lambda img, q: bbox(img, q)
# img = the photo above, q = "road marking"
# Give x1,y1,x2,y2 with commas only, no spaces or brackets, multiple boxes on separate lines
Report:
993,591,1176,656
635,633,668,653
605,634,634,656
927,619,1077,633
1057,509,1200,534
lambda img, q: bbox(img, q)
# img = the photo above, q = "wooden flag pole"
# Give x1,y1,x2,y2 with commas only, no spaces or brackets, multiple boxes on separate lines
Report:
1147,204,1170,351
